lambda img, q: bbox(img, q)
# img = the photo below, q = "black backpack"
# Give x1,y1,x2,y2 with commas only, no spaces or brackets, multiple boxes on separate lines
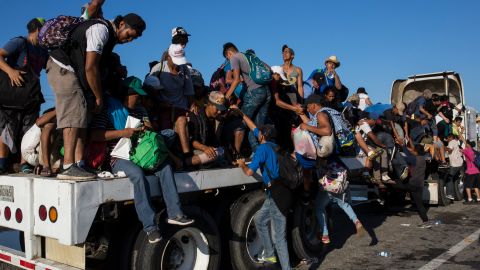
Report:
264,145,304,190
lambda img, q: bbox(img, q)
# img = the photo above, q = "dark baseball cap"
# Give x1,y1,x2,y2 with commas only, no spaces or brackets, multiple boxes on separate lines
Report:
258,124,277,141
305,94,323,105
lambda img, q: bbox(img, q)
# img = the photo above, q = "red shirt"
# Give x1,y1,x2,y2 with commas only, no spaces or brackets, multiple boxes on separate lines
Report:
463,148,480,175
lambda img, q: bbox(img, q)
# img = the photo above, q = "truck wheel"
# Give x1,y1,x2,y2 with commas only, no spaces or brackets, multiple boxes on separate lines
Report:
291,202,324,260
229,190,266,270
133,206,221,270
105,219,142,270
434,172,450,206
453,174,464,201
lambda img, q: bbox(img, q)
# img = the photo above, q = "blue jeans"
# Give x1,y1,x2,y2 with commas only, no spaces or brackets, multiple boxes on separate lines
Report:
315,191,359,236
241,86,271,151
254,197,291,270
112,159,183,233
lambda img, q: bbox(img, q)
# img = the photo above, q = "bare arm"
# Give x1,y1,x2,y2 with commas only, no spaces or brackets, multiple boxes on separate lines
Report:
238,161,254,176
367,132,386,148
419,106,432,119
226,68,241,99
35,110,56,127
296,67,304,98
274,92,302,113
0,48,25,87
302,112,332,136
85,52,103,112
90,128,142,142
225,70,234,84
242,112,257,131
333,70,342,90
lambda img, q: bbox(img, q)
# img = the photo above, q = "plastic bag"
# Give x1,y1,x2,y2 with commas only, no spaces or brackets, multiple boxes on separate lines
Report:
293,127,317,159
21,124,41,166
111,116,142,160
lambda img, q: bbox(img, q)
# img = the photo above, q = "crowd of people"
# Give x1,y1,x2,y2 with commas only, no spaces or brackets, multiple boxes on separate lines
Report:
1,2,479,269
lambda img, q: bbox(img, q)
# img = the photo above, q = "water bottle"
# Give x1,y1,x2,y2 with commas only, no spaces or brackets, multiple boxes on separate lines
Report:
216,147,225,157
434,220,442,225
378,251,391,257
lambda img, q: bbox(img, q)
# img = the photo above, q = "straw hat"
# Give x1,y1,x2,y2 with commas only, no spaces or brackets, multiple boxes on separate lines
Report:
324,55,340,68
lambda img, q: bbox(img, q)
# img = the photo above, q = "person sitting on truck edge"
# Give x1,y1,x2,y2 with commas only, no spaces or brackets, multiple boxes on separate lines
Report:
89,101,194,244
186,91,244,167
0,18,48,174
296,94,334,205
34,108,58,177
144,44,196,166
445,133,464,201
47,13,146,180
354,112,391,186
236,113,292,270
223,42,271,152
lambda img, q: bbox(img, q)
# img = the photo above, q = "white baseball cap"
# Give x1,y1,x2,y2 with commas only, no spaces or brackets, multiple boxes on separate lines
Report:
168,44,188,65
270,66,287,81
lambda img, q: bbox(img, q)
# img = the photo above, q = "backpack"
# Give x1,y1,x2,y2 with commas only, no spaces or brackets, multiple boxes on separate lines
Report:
244,50,272,85
406,96,421,116
265,145,304,190
319,161,349,194
0,38,43,109
209,61,228,93
321,108,356,156
473,150,480,169
130,131,168,171
38,15,85,49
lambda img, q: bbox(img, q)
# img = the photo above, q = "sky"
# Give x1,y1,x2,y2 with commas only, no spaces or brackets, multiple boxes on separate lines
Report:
1,0,479,112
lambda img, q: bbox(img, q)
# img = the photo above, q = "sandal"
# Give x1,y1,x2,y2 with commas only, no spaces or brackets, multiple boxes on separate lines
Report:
321,235,331,244
40,167,53,177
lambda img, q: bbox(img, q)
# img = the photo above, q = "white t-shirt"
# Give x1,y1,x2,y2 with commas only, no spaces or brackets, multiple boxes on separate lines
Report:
51,23,109,72
447,139,464,167
355,121,372,141
358,93,369,111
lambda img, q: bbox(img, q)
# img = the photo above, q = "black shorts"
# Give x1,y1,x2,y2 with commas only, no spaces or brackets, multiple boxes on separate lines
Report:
464,174,480,189
0,107,39,145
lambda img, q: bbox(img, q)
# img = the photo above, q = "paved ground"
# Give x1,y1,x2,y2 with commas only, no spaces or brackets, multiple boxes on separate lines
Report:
2,200,479,270
299,201,480,270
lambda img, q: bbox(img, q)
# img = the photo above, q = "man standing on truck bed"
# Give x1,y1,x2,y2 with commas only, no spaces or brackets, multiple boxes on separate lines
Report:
47,13,146,180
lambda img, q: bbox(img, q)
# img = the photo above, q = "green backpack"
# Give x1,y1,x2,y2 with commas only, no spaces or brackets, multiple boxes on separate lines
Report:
130,131,168,171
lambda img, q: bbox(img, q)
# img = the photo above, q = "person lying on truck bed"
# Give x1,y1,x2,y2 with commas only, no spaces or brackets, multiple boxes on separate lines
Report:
89,82,194,244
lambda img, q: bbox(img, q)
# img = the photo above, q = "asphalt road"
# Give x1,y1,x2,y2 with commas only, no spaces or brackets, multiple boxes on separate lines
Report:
299,201,480,270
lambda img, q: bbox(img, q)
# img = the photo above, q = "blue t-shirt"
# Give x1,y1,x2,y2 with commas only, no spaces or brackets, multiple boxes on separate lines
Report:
248,128,279,185
306,68,334,94
2,37,48,76
414,96,427,116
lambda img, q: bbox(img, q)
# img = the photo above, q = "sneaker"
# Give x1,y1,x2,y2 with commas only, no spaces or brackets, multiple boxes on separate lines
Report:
399,167,409,181
418,221,434,229
257,255,277,264
463,200,474,205
20,163,33,174
446,195,454,201
167,215,195,226
57,164,96,180
147,230,162,244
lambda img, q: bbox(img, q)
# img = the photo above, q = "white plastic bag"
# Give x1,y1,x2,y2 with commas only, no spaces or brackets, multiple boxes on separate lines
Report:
21,124,41,166
293,127,317,159
111,116,142,160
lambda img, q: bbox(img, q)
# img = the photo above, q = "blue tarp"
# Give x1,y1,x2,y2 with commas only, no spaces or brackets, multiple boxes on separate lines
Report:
364,103,392,119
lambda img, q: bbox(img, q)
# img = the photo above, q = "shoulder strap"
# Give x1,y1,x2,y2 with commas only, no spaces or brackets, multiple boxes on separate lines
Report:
263,143,279,183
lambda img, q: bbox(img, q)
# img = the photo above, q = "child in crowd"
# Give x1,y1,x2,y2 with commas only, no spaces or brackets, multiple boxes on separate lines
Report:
237,112,292,270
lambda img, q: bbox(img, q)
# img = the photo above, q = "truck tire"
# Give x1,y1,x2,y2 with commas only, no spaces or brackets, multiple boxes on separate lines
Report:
228,190,266,270
434,172,451,206
291,202,324,261
453,174,464,201
133,206,221,270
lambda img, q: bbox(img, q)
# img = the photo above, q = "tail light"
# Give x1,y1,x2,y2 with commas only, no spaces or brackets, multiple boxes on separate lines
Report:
49,207,58,223
4,207,11,221
15,208,22,223
39,205,47,221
